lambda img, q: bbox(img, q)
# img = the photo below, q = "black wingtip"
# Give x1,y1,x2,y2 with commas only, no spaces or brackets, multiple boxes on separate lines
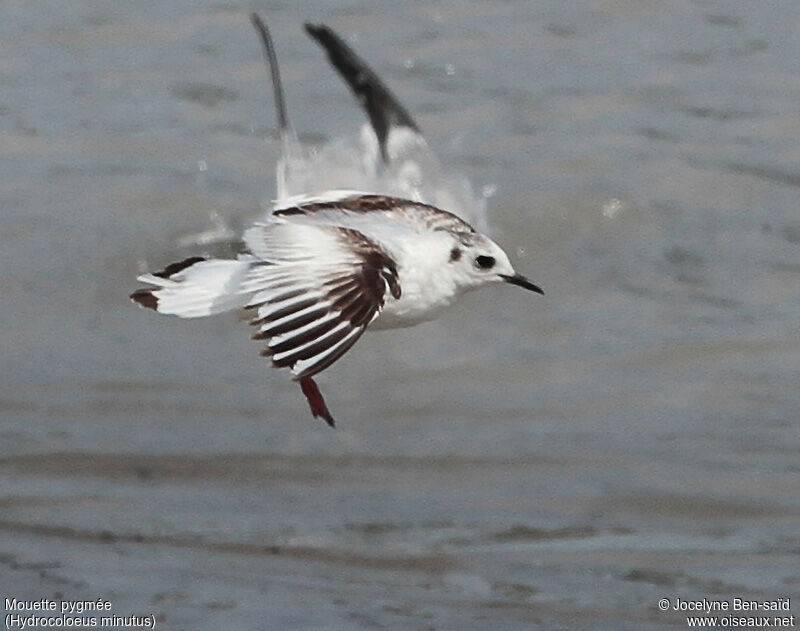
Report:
250,11,289,132
303,22,323,37
303,21,419,163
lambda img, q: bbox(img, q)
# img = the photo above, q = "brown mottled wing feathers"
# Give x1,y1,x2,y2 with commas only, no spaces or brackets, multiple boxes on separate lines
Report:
248,224,399,379
274,193,475,234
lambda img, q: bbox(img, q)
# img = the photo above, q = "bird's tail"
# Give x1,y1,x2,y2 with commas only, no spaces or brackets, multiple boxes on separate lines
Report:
130,256,259,318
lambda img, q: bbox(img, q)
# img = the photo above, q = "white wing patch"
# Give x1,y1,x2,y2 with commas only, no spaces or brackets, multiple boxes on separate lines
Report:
244,220,356,264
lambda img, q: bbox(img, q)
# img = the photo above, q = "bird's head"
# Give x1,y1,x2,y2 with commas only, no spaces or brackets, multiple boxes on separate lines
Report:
447,233,544,296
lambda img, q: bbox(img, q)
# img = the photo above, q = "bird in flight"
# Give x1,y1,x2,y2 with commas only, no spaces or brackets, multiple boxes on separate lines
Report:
131,17,543,427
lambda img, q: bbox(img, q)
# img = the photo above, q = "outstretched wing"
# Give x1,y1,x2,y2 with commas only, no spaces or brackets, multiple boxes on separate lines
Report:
244,220,400,379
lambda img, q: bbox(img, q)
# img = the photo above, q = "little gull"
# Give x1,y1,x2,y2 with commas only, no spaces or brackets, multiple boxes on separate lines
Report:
131,16,543,427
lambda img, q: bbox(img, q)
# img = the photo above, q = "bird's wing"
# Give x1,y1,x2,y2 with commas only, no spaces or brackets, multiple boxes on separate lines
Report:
271,191,476,235
243,220,400,379
249,13,305,200
303,23,421,164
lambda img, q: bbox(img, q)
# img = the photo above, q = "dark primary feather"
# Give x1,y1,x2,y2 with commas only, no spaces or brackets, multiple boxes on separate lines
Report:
304,23,419,162
250,13,289,132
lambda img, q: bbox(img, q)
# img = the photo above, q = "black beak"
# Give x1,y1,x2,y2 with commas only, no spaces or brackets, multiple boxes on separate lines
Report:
500,273,544,295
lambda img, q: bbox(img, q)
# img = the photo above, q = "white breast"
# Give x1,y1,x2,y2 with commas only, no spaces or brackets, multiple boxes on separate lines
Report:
370,231,459,330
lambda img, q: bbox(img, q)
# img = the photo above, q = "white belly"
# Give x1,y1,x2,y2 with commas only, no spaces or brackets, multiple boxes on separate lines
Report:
364,229,461,329
371,296,449,329
370,268,459,330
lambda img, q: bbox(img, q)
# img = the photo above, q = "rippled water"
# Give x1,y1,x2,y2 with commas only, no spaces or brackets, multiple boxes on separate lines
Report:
1,1,798,629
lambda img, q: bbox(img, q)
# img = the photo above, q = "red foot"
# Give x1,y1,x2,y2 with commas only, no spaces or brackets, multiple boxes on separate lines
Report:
299,377,336,427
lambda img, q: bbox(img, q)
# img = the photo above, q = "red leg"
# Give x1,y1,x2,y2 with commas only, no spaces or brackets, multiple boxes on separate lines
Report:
299,377,336,427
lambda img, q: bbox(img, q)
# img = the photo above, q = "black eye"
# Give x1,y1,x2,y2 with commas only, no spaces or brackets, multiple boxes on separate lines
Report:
475,255,495,269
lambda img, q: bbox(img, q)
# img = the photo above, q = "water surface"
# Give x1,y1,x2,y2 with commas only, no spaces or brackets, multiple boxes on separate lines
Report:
1,1,799,629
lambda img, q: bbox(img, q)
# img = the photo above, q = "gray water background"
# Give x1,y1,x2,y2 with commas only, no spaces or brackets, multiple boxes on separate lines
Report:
1,1,798,629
